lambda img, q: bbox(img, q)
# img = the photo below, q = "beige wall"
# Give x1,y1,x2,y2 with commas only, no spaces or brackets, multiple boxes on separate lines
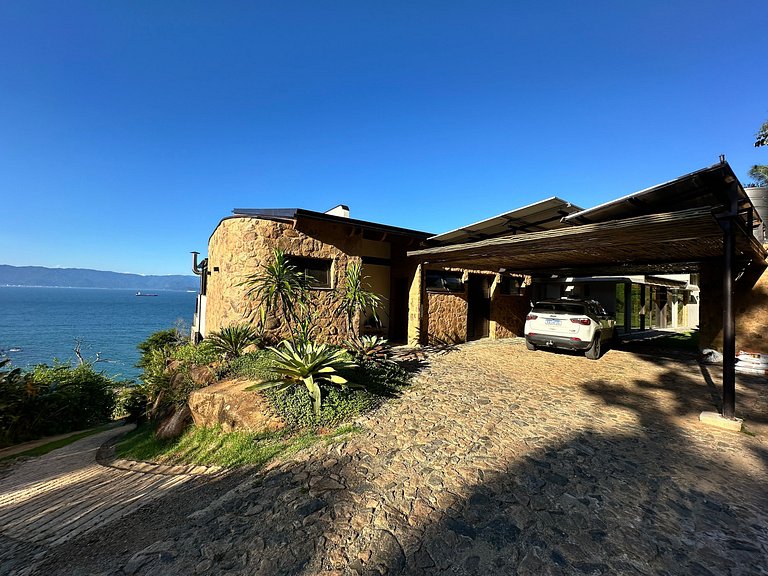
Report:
490,292,530,339
361,263,391,333
205,215,414,344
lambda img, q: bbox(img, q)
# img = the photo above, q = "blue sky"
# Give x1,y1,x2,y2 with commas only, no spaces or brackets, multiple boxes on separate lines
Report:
1,1,766,275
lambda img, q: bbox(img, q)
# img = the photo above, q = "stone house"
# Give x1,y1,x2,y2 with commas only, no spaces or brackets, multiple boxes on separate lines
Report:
194,165,768,356
192,205,432,344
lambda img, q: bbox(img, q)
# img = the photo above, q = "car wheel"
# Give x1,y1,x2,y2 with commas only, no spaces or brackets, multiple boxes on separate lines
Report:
526,340,537,351
585,333,601,360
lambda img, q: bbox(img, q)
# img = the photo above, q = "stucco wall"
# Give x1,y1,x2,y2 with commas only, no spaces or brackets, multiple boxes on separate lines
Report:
206,216,352,343
699,261,768,353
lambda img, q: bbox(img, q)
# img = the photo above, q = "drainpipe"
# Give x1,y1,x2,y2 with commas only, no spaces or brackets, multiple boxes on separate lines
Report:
191,251,208,296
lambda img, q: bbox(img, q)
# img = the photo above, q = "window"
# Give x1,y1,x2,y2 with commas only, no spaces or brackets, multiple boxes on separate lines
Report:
425,270,464,293
532,302,586,315
287,256,332,289
499,276,525,296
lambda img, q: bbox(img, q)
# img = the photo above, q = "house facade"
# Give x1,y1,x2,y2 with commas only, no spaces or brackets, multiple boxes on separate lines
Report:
194,164,768,354
192,205,430,344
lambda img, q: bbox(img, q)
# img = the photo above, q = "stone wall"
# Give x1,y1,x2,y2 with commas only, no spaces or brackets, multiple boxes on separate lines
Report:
426,291,469,344
699,261,768,353
206,216,353,343
490,290,530,339
407,266,530,345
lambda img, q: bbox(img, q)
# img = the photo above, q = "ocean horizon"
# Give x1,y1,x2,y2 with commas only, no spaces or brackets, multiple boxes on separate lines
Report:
0,286,197,381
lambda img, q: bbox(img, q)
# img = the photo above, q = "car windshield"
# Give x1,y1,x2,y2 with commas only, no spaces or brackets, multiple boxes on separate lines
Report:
532,302,586,315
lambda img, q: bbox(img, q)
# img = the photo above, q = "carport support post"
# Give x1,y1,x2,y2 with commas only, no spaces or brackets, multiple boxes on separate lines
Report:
721,217,736,420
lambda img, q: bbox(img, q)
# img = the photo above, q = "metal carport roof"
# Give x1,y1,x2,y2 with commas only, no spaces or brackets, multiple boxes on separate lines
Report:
407,160,768,423
409,206,765,276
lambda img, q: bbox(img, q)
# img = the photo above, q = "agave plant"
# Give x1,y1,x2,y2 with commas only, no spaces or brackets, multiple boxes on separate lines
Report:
206,324,261,359
247,341,358,416
345,334,392,363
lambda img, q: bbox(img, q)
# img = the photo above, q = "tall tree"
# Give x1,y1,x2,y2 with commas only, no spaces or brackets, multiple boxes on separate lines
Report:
749,120,768,186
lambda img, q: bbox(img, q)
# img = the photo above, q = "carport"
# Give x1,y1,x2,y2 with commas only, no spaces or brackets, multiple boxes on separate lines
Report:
408,160,767,422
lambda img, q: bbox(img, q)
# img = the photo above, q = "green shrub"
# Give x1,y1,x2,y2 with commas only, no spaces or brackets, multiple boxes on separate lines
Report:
206,325,261,359
137,332,219,422
345,335,393,363
136,328,186,368
247,341,358,417
114,385,149,422
264,355,412,429
0,360,119,446
226,350,276,380
171,341,219,365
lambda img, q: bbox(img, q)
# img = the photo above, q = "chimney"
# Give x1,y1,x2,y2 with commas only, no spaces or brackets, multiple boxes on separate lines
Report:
324,204,350,218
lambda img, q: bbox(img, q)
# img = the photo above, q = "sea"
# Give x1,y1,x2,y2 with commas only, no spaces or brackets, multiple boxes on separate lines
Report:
0,287,197,382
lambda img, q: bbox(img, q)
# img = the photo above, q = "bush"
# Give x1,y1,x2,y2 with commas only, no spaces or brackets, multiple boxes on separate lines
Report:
0,359,119,446
264,355,413,429
136,328,186,369
226,350,276,380
137,330,220,422
248,341,358,417
114,385,149,422
206,324,261,359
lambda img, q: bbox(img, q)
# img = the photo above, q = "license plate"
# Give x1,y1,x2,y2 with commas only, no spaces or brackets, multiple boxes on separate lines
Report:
545,318,561,326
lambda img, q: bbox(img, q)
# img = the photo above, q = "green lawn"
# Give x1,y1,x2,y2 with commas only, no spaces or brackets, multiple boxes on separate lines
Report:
116,423,359,468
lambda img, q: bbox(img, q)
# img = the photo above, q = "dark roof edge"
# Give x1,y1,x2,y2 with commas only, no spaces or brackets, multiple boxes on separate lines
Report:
563,161,749,224
229,207,433,238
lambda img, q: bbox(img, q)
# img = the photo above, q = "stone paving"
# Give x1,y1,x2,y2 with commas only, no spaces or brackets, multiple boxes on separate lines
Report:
0,425,210,575
6,339,768,575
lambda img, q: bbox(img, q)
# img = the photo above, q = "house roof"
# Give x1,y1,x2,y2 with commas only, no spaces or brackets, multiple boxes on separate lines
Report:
427,197,582,245
564,161,762,227
230,207,433,239
408,161,767,276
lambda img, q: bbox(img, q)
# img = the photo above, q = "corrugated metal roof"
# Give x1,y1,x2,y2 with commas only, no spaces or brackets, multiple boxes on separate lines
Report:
409,207,767,276
563,161,762,228
428,197,582,245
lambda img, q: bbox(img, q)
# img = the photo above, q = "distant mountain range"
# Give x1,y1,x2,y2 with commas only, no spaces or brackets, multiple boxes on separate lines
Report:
0,265,198,291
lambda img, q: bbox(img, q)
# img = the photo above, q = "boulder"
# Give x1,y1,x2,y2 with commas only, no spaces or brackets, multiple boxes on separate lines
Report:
188,378,286,433
155,405,192,440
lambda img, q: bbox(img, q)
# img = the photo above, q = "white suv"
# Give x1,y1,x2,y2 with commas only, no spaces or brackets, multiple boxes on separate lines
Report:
524,299,616,360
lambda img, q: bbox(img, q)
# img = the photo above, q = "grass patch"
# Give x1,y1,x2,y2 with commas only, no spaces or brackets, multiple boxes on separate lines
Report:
116,422,359,468
1,422,118,461
642,329,700,351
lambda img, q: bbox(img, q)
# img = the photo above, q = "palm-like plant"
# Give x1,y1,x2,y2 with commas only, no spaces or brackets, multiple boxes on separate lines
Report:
336,261,382,337
242,249,308,328
246,341,358,416
207,324,261,359
345,334,392,363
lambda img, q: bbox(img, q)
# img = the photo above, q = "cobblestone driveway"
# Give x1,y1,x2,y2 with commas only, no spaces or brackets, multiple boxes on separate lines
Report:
16,339,768,575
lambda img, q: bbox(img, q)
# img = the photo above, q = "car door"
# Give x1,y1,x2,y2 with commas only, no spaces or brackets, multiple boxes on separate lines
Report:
591,301,614,340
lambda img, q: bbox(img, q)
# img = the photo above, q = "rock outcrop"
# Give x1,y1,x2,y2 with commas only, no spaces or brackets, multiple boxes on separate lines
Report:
187,378,286,433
